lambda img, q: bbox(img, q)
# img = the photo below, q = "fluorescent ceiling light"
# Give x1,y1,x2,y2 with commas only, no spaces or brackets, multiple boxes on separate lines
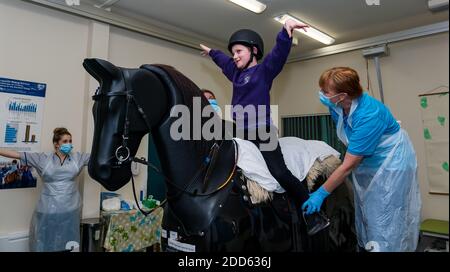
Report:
274,14,335,45
428,0,449,12
94,0,121,9
228,0,267,14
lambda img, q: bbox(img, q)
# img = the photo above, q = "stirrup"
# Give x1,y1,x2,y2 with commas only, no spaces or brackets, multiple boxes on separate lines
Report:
302,210,330,236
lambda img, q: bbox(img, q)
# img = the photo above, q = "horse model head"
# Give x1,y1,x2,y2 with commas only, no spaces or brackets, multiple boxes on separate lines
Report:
83,58,219,191
83,58,169,190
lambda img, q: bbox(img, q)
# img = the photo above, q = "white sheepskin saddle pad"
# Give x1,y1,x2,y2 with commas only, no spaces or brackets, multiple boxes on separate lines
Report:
233,137,342,203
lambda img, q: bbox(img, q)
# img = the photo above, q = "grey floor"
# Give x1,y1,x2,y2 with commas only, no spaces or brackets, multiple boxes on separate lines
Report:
416,235,449,252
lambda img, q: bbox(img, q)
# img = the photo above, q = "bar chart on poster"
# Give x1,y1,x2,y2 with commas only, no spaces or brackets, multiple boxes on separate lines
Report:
4,123,18,143
0,77,46,189
21,124,38,144
0,77,45,151
8,99,38,121
5,100,40,144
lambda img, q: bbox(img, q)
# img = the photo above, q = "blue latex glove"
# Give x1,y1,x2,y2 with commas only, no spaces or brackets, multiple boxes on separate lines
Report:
301,186,330,215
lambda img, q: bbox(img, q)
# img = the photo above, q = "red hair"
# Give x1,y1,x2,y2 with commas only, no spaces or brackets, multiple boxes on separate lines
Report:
319,67,363,98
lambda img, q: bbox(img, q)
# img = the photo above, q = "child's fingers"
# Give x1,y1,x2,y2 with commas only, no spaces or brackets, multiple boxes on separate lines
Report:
287,27,292,38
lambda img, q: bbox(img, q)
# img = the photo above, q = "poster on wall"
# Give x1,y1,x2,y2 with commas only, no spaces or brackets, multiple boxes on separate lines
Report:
0,77,46,190
419,86,449,195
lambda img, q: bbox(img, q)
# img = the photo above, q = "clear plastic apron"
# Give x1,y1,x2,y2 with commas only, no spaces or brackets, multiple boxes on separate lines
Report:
29,155,82,252
336,104,421,252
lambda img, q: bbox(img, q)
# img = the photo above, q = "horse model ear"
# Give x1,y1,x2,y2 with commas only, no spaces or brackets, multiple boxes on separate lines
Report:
83,58,121,84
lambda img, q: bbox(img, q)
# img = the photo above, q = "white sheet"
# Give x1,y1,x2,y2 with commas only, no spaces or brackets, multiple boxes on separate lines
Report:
234,137,340,193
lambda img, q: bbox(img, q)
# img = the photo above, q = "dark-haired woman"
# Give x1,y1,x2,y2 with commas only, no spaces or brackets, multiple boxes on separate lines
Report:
0,127,90,251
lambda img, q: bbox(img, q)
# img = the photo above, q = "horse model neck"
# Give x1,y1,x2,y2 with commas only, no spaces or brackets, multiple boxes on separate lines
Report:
151,120,215,193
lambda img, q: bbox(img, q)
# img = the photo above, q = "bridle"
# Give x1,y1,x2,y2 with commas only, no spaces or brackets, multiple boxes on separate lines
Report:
91,68,238,216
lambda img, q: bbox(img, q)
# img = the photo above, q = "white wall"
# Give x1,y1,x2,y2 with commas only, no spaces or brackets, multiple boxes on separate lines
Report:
0,0,91,236
273,32,449,221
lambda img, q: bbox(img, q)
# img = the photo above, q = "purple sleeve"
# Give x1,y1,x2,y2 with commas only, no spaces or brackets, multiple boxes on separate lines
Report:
261,27,292,80
209,49,237,81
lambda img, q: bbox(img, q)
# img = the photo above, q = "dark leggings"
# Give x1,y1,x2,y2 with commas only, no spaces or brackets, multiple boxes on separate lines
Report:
240,127,310,208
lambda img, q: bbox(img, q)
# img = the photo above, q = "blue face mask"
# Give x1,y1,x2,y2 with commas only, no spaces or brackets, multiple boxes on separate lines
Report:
319,91,342,109
208,99,221,113
59,143,73,155
10,164,17,172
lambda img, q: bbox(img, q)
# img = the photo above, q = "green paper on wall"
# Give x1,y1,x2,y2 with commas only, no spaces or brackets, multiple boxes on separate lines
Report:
419,88,449,194
420,97,428,108
424,128,431,140
437,116,445,126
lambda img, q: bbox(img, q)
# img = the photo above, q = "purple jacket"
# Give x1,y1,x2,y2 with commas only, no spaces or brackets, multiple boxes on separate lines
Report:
209,27,292,129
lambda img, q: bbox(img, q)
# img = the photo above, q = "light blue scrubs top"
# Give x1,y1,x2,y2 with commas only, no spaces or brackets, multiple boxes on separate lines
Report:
330,93,400,156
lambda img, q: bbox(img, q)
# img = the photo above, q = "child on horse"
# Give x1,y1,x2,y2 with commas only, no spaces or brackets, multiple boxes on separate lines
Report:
200,19,330,235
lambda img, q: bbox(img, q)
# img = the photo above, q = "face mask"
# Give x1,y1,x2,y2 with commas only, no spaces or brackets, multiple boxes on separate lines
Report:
10,165,17,171
208,99,221,113
319,91,343,108
59,143,73,155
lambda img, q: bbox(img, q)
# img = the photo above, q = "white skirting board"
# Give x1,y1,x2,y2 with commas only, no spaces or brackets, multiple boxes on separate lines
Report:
0,231,29,252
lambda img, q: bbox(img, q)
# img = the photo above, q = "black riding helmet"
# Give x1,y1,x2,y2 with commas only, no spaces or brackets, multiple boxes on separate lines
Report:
228,29,264,61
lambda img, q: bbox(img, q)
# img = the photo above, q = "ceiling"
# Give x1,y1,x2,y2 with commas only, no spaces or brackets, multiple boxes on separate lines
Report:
97,0,448,58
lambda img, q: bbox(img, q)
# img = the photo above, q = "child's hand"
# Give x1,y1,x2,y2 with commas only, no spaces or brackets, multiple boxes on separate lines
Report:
284,19,309,38
200,44,211,56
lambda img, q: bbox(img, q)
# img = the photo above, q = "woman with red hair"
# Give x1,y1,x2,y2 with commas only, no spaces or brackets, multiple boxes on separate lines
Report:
302,67,421,252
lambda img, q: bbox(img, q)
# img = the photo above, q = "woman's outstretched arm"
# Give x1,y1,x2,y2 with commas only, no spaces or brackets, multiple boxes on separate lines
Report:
0,148,21,159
